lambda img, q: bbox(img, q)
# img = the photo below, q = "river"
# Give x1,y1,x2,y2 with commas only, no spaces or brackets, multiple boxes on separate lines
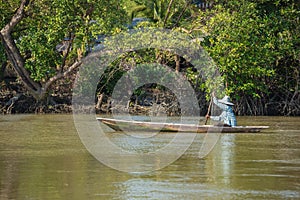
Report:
0,115,299,200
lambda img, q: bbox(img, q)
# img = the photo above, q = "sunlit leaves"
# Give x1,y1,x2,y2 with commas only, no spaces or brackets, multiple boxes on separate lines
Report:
199,1,299,99
1,0,127,82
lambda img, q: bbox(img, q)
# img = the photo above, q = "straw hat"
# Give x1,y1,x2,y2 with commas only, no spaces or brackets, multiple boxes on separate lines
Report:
219,95,234,106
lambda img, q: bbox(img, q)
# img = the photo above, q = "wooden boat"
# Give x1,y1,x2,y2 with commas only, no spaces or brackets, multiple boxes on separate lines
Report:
97,117,269,133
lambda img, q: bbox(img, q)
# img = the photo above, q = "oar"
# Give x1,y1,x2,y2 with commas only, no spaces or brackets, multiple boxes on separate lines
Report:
199,95,220,159
204,97,212,125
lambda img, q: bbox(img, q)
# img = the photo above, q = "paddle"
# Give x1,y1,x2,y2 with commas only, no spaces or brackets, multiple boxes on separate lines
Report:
199,95,219,159
204,96,212,125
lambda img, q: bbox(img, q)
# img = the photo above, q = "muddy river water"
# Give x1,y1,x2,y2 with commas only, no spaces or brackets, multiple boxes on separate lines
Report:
0,115,299,199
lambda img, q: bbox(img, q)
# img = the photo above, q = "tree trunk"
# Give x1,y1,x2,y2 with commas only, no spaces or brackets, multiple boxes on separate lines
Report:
96,93,104,110
0,0,81,102
0,0,42,99
0,61,7,81
175,54,180,73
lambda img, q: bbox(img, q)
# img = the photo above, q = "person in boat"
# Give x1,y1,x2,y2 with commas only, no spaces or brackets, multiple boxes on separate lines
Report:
206,93,237,127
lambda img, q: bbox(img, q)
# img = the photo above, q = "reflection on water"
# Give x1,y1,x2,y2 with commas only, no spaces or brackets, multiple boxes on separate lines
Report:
0,115,299,199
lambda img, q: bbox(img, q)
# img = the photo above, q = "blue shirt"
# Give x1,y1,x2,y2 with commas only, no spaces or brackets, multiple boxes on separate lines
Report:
210,97,237,127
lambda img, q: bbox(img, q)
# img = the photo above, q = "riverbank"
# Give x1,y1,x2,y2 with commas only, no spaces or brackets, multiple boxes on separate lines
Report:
0,79,73,114
0,79,178,115
1,78,299,116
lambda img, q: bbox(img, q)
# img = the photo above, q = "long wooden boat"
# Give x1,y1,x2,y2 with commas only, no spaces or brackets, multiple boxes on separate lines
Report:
97,117,269,133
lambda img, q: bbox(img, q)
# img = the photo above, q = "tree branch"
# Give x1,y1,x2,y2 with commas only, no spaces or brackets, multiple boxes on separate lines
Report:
163,0,175,28
60,33,75,73
43,60,82,95
2,0,30,33
173,0,192,28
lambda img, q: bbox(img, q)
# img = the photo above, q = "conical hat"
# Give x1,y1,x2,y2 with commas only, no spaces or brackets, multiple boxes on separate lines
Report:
219,95,234,106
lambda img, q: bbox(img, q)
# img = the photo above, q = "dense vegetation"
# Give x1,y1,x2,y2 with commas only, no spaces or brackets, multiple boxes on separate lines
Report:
1,0,299,115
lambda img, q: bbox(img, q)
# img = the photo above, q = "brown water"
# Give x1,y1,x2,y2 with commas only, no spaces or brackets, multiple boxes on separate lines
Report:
0,115,299,200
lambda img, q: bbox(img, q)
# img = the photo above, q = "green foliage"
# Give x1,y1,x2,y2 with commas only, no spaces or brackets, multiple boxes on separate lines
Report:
1,0,127,82
123,0,190,28
199,0,300,99
2,0,299,114
89,28,222,103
